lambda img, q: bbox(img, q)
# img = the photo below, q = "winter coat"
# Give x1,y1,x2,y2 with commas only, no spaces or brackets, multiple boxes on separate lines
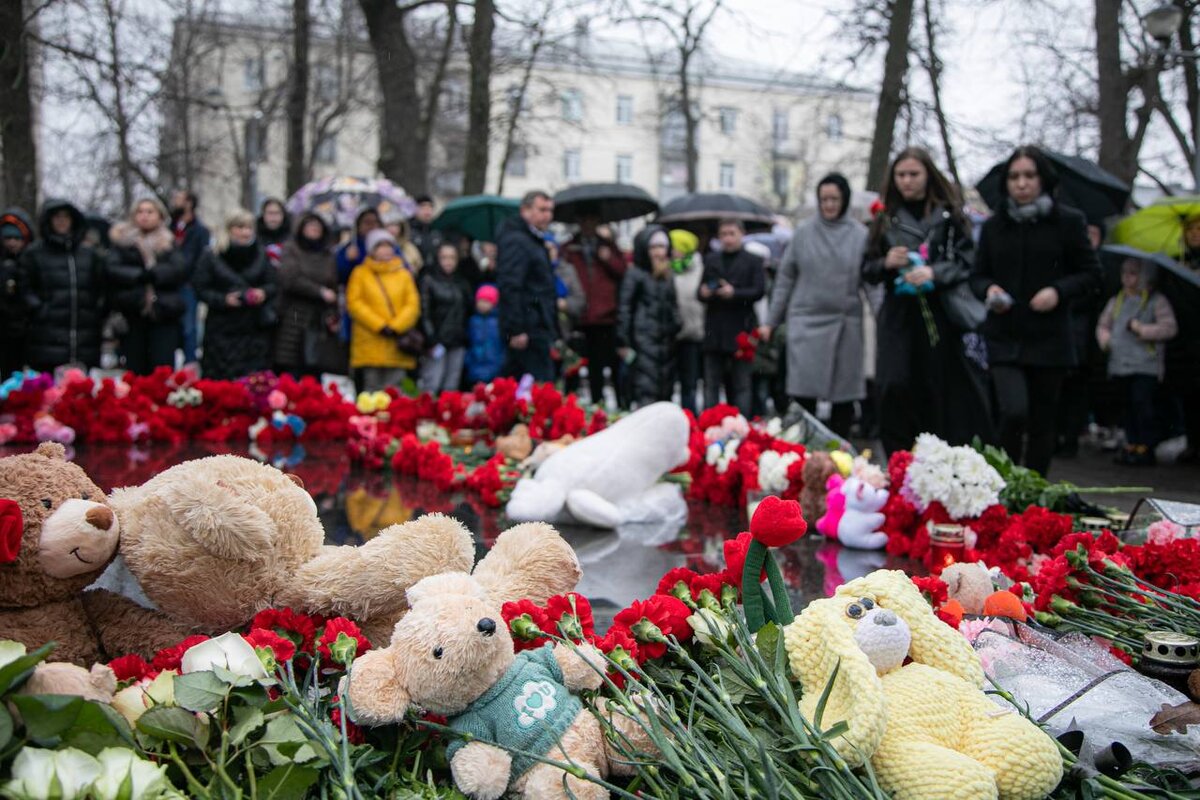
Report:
195,243,278,379
1,208,34,352
495,216,557,345
419,268,473,348
673,253,705,343
465,311,505,385
346,255,421,370
556,258,586,340
1097,291,1178,379
768,214,869,402
274,237,339,370
1161,254,1200,391
698,247,765,354
17,199,105,369
969,203,1102,368
409,219,443,272
562,236,626,327
105,222,190,322
618,265,681,402
172,216,211,271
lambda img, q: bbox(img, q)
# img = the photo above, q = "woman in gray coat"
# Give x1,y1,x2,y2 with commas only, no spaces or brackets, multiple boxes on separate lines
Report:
762,174,867,434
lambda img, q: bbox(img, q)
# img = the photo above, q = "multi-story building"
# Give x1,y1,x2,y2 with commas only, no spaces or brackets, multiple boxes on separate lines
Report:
163,14,872,226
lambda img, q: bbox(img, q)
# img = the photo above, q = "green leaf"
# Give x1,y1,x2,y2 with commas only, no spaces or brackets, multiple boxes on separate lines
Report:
754,623,781,673
173,670,229,713
257,764,319,800
811,659,841,730
137,706,207,748
0,642,55,697
228,705,265,747
60,700,135,754
0,704,11,750
10,693,85,741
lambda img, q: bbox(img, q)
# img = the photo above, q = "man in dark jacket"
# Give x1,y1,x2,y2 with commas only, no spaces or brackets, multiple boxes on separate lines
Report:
1,207,34,376
17,199,105,371
562,212,627,406
698,219,764,415
496,190,557,382
170,189,211,366
409,194,443,270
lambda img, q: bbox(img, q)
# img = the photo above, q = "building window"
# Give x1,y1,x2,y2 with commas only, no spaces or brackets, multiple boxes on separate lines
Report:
718,106,737,135
314,131,337,165
245,118,268,164
314,63,338,103
772,109,789,147
772,165,789,200
561,89,583,123
719,161,735,191
826,113,844,141
563,148,582,181
616,95,633,125
506,145,527,177
243,56,265,93
616,154,633,183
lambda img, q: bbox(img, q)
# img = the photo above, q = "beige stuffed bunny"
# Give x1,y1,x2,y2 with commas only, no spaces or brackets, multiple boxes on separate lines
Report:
348,523,649,800
784,569,1062,800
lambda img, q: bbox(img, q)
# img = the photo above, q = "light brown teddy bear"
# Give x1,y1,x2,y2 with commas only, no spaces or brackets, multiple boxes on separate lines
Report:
799,451,838,525
82,455,543,657
0,443,122,665
349,525,647,800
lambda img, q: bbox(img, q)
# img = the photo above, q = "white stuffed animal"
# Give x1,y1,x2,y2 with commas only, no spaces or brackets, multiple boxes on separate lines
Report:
816,474,889,550
505,402,690,529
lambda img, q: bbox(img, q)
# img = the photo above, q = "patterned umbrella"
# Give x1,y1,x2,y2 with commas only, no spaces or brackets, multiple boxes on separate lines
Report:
285,176,416,232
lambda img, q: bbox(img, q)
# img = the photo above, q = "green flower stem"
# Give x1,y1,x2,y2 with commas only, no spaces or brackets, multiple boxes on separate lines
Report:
166,741,212,799
762,551,794,625
742,540,791,630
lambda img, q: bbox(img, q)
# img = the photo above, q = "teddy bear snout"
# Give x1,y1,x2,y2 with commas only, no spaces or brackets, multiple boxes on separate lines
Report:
872,609,898,627
476,617,496,636
85,505,114,531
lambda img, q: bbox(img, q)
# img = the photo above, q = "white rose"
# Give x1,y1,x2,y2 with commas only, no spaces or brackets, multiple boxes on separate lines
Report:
91,748,174,800
180,632,268,679
3,747,101,800
686,609,732,649
111,670,177,727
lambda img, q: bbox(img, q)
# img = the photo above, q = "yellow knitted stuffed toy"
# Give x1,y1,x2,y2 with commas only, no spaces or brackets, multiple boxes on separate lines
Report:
784,569,1062,800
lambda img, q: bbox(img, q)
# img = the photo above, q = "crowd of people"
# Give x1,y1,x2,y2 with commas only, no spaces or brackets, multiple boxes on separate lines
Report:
2,144,1199,477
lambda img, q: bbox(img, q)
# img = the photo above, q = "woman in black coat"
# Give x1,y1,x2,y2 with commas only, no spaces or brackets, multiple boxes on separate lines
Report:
863,147,994,455
274,213,342,376
195,210,277,379
106,198,191,374
618,225,681,405
418,241,474,394
17,199,105,371
970,146,1102,476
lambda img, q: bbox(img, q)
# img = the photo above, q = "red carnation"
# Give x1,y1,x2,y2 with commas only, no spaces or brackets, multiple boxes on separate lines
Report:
749,496,807,548
696,404,740,431
594,626,643,683
656,567,700,602
244,628,297,662
250,607,322,653
108,654,153,683
318,618,370,666
501,599,550,651
0,498,22,563
911,575,949,608
613,595,692,660
151,634,211,672
544,593,594,642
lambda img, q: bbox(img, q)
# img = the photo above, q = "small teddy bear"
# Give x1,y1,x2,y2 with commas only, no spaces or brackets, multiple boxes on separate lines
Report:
816,474,889,550
0,443,121,665
349,524,648,800
799,451,838,525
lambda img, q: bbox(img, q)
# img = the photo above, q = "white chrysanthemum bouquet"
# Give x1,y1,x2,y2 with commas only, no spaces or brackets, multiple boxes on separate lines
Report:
900,434,1005,519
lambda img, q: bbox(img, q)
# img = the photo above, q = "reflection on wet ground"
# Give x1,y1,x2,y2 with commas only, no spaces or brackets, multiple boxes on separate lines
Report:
3,440,924,631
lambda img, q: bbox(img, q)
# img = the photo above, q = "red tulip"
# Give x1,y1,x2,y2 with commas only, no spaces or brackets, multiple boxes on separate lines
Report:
749,495,807,548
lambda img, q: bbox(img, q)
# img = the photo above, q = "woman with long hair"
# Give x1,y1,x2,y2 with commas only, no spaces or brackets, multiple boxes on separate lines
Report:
863,147,993,454
617,225,682,405
970,145,1101,476
106,197,190,373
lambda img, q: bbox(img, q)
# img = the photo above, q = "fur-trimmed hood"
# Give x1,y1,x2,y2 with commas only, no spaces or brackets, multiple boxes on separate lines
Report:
109,220,175,255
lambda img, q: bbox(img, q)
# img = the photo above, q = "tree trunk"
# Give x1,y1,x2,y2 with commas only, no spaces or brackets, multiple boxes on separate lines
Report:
462,0,494,195
680,53,698,193
866,0,914,192
287,0,310,195
921,0,959,186
1095,0,1134,185
104,0,134,211
0,0,39,211
1176,0,1199,190
359,0,429,194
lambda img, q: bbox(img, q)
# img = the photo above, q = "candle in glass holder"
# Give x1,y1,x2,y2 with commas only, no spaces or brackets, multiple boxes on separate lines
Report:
929,523,965,571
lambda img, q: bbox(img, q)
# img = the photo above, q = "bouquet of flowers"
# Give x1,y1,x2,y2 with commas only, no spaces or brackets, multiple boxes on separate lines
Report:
900,433,1004,520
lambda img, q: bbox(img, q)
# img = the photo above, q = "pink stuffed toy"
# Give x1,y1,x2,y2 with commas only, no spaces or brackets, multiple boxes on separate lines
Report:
816,475,888,550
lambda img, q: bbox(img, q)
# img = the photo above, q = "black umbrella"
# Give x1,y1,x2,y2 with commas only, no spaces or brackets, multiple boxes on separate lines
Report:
655,192,775,232
1100,244,1200,290
976,151,1131,224
553,182,659,224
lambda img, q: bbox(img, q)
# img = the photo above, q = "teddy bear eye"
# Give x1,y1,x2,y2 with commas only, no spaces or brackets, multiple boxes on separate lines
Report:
80,492,90,500
859,597,875,610
432,646,443,660
40,498,52,510
846,603,864,619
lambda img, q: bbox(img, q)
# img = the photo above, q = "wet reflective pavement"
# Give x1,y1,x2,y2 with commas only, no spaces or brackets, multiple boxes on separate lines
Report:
2,440,925,630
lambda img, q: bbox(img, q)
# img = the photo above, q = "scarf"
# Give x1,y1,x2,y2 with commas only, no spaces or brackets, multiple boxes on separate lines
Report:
223,240,260,271
1005,194,1054,224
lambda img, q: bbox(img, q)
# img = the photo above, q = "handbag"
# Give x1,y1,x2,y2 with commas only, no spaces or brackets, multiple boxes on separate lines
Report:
303,309,348,373
372,271,425,356
940,281,987,331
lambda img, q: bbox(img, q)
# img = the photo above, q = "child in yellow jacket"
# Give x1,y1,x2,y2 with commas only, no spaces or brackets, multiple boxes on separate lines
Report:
346,229,421,391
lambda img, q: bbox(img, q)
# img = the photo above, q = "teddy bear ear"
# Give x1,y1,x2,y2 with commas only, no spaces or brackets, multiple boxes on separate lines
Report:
472,522,581,607
405,572,485,608
164,480,274,561
35,442,66,461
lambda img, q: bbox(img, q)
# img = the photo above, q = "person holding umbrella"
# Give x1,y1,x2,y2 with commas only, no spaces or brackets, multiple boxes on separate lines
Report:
496,190,558,382
971,146,1102,476
561,210,627,406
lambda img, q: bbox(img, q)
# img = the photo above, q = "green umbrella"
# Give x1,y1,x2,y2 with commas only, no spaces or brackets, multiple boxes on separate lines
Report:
432,195,520,243
1111,196,1200,258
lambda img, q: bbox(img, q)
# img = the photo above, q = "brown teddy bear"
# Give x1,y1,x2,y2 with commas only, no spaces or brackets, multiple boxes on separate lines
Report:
83,455,581,657
0,442,122,665
349,524,648,800
800,451,838,525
